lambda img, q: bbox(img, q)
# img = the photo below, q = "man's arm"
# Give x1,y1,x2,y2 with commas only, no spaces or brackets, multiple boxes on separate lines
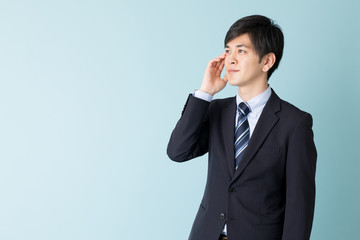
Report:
167,95,210,162
167,53,228,162
282,113,317,240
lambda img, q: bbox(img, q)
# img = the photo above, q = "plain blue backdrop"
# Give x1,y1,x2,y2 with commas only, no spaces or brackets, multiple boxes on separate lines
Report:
0,0,359,239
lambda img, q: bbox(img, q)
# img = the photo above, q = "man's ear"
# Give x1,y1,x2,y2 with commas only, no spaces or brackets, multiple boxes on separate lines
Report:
262,53,276,72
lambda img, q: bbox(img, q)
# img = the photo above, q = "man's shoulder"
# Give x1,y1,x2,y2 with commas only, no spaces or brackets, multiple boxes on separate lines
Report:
210,96,236,109
268,89,309,116
276,96,313,128
280,98,310,115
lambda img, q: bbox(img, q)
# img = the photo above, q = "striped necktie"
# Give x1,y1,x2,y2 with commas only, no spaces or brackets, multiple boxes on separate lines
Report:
234,102,251,169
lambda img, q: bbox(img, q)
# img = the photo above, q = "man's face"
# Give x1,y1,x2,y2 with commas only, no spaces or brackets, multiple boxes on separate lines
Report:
224,33,266,88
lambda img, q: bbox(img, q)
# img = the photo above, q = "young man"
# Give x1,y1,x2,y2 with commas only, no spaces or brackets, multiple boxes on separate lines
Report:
167,15,317,240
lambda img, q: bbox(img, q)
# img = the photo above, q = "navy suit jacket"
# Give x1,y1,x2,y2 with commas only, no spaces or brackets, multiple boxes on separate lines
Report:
167,89,317,240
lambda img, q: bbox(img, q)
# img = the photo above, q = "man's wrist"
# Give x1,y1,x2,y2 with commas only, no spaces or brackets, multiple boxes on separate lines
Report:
194,90,213,102
199,87,215,96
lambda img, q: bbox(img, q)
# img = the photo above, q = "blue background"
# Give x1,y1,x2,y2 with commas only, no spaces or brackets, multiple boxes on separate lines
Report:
0,0,359,239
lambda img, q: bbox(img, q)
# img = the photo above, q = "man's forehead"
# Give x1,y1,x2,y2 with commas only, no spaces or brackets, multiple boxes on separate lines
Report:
225,34,252,49
225,43,250,49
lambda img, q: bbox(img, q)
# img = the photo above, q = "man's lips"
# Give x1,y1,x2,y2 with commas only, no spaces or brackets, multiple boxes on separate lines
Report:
228,69,240,73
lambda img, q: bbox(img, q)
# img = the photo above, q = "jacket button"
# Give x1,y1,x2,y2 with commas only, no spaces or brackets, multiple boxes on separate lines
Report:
229,187,236,193
220,213,226,219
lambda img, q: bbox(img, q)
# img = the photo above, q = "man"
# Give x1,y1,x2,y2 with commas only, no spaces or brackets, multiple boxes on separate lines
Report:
167,15,317,240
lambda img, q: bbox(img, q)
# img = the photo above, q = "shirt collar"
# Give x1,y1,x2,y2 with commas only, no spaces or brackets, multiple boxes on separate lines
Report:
236,85,272,118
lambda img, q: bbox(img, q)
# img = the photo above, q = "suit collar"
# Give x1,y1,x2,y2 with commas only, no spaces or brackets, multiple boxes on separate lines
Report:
236,86,272,119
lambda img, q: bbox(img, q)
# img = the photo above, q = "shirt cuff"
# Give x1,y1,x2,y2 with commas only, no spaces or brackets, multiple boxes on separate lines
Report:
193,90,213,102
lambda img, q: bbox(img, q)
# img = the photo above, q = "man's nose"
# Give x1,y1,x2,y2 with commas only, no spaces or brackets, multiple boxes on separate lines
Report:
226,53,237,64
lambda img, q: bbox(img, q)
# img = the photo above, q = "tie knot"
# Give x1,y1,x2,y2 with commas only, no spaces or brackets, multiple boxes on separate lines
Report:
238,102,251,116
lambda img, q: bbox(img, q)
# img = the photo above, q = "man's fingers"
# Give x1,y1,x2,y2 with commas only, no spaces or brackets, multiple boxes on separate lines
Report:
210,53,226,63
223,73,228,82
209,59,222,70
218,59,225,71
209,53,225,63
217,52,226,59
208,58,220,68
208,53,226,73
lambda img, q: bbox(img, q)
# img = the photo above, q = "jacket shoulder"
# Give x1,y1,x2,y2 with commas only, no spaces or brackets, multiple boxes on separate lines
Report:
278,98,313,127
280,98,310,115
209,96,235,110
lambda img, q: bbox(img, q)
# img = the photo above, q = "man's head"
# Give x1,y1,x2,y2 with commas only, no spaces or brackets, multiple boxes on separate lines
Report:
224,15,284,81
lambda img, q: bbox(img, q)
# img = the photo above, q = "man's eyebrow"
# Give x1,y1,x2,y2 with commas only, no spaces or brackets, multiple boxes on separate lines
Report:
224,44,249,48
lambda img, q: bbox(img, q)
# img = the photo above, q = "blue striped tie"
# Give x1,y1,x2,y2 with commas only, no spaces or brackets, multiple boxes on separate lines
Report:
235,102,251,169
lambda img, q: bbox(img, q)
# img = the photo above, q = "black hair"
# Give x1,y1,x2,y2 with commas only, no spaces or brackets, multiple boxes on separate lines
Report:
224,15,284,79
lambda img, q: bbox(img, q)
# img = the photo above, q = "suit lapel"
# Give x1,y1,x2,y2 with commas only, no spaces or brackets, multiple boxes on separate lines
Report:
230,89,281,184
221,97,237,176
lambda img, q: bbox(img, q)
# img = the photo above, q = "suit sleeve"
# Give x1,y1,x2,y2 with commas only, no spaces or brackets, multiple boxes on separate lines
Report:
167,94,210,162
282,113,317,240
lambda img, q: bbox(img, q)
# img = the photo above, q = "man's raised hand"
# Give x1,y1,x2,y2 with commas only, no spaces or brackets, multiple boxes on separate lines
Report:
199,52,228,96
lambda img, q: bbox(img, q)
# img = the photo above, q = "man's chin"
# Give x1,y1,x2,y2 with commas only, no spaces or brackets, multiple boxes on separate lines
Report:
227,78,241,86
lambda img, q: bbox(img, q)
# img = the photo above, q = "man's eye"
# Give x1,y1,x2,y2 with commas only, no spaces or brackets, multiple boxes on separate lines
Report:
238,49,245,53
225,50,231,54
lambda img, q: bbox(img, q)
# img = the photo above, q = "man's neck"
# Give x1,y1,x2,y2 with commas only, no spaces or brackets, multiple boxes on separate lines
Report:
237,82,269,102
